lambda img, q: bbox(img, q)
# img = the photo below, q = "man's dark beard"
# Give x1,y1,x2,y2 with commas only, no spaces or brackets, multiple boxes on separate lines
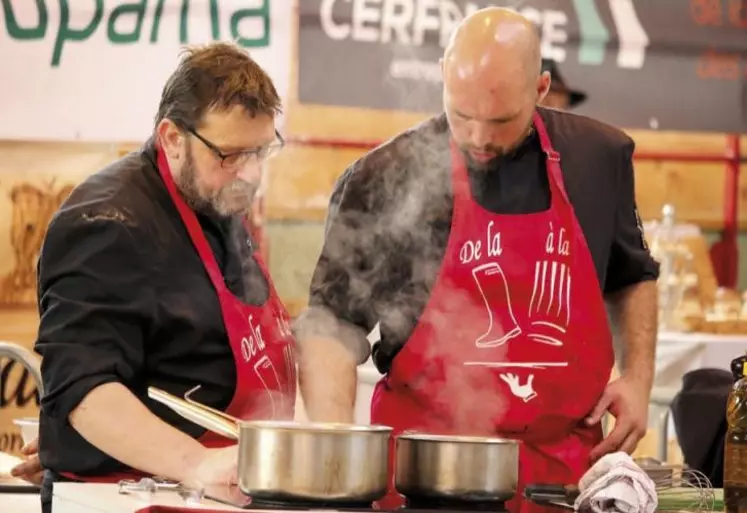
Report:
461,119,535,170
174,145,257,217
462,147,506,170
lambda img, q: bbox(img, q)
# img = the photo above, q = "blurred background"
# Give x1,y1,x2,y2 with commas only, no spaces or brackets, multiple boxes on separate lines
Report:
0,0,745,469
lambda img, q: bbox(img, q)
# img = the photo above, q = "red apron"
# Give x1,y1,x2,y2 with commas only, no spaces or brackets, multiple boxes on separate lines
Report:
60,148,297,483
370,112,614,513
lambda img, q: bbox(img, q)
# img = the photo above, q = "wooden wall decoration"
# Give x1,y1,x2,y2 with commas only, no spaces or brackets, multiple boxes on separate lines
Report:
0,141,124,307
0,180,75,307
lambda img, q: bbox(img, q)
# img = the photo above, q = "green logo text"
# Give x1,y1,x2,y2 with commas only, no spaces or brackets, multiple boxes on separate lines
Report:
1,0,271,67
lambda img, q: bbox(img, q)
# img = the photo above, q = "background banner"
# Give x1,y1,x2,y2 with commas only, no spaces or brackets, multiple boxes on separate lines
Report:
298,0,747,133
0,0,293,142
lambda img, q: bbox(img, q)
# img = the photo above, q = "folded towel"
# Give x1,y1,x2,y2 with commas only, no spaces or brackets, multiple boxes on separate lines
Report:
574,452,658,513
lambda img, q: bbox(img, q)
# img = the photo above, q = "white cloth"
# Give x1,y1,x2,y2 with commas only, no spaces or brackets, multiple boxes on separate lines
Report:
574,453,658,513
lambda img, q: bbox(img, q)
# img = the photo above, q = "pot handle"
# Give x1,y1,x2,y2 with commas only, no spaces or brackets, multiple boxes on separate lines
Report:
184,385,241,424
523,483,579,510
147,386,240,441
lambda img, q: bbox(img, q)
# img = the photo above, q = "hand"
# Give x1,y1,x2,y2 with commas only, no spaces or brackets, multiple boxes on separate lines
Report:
185,446,239,487
10,437,44,485
499,373,537,403
586,376,649,461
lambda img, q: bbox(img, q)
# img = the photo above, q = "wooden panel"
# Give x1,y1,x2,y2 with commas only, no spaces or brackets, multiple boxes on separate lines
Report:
632,161,747,229
0,309,39,345
627,130,747,228
265,145,365,221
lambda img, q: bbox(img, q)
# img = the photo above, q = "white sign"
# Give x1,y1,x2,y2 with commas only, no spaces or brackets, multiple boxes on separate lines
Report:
0,0,293,142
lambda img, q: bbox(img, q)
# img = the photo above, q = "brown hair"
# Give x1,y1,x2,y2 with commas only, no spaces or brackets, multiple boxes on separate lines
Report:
155,41,282,129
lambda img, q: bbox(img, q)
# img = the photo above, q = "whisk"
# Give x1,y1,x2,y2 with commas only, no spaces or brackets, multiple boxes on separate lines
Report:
648,467,718,512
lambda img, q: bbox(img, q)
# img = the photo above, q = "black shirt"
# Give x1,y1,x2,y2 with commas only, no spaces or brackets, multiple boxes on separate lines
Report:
297,108,659,374
36,139,269,476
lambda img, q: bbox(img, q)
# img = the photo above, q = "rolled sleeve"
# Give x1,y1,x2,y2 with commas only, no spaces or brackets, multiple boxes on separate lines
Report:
293,167,374,365
604,139,660,294
36,211,155,420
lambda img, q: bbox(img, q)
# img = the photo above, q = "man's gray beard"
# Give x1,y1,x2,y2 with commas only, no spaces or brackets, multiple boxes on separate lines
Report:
175,148,257,217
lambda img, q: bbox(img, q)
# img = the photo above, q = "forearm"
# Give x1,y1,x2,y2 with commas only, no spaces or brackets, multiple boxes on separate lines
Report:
606,280,657,390
298,337,358,423
69,382,207,481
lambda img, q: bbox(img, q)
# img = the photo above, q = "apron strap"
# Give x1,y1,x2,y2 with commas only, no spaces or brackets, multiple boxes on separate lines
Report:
532,111,570,205
156,148,228,294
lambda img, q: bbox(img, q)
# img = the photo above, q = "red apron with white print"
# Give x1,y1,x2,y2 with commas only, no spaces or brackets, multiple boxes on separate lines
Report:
60,148,297,483
371,112,614,513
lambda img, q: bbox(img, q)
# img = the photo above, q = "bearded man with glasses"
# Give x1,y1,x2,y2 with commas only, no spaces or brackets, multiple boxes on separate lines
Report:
10,42,295,513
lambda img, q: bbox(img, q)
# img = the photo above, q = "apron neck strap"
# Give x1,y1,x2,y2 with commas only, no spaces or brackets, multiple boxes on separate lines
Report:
155,148,228,292
532,110,570,203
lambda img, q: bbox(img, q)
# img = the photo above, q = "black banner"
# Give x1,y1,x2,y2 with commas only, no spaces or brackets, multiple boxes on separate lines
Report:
298,0,747,133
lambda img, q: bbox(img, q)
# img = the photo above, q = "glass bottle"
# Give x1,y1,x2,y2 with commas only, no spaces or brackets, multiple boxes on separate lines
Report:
649,204,685,330
724,353,747,513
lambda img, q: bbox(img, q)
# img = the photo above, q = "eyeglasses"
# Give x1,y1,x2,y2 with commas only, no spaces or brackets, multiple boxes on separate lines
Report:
183,125,285,169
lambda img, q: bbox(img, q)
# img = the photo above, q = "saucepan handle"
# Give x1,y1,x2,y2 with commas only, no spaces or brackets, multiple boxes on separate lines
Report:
184,385,241,424
523,483,579,510
147,386,240,441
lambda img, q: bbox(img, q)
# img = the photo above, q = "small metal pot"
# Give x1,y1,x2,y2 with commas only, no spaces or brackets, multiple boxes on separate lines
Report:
395,432,520,501
148,386,392,503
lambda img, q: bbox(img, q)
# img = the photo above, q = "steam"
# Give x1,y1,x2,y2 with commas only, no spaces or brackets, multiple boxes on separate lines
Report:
303,0,547,436
306,116,512,436
411,287,512,436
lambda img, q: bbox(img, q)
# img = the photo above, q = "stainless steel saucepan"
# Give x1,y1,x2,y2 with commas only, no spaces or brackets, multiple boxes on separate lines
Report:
395,432,520,501
147,386,392,503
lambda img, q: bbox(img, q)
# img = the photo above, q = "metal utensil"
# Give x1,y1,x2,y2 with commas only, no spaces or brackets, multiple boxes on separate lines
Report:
118,477,205,504
147,386,393,503
395,432,520,501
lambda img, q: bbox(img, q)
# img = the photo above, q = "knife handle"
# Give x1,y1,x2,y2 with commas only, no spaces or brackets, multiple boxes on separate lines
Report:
524,483,580,503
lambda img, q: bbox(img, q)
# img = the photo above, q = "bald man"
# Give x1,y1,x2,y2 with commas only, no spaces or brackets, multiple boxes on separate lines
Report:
296,7,658,512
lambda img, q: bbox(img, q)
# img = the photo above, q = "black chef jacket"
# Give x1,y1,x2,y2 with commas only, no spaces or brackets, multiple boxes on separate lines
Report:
297,107,660,373
35,138,269,477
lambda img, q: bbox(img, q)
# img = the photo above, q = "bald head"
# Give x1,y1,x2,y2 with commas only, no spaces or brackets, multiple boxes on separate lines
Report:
441,8,549,169
443,7,542,86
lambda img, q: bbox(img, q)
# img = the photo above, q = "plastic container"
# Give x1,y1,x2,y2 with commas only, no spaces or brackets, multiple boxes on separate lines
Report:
12,417,39,446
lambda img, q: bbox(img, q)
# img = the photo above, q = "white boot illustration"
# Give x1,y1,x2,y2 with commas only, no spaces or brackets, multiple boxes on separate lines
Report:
499,373,537,403
254,355,281,418
472,263,522,347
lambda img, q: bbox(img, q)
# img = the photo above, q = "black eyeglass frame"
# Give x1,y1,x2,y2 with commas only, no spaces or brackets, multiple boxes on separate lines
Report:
181,124,285,169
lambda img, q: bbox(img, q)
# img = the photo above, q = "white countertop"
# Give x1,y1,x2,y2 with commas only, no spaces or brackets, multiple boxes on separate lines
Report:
1,482,283,513
0,492,42,513
53,482,249,513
